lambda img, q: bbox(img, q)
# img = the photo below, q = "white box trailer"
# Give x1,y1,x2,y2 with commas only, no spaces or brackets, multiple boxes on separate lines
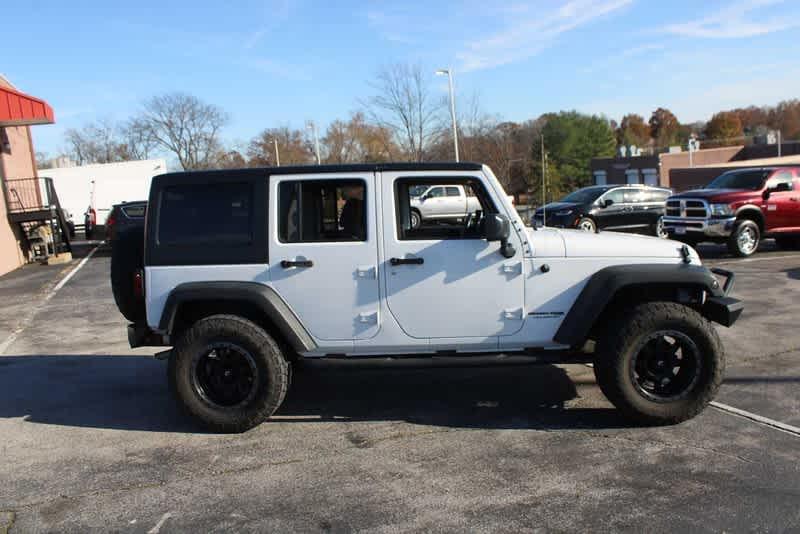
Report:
37,159,167,226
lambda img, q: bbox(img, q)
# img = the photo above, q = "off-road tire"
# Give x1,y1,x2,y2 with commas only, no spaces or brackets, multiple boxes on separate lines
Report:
727,219,760,257
170,315,289,433
594,302,724,425
110,227,145,322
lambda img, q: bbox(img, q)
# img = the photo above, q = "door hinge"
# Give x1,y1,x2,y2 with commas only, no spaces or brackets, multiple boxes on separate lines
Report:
503,308,524,320
358,311,379,324
356,265,376,279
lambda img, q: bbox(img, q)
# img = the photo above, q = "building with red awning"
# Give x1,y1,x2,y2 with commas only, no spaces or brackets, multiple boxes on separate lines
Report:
0,75,58,276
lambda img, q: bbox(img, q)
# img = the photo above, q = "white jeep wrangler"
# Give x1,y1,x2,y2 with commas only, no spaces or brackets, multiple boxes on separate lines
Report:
112,163,742,433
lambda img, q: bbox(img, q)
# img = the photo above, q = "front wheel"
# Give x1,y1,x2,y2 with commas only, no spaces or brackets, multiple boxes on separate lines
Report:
594,302,724,425
410,209,421,229
727,220,760,257
170,315,290,433
576,217,597,233
652,216,668,239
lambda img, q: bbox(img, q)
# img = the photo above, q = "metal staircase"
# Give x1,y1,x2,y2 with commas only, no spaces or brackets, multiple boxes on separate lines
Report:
3,177,72,260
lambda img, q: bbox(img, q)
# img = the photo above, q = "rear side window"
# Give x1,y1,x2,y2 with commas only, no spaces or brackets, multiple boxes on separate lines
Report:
278,179,366,242
158,183,252,246
445,186,461,197
121,205,146,218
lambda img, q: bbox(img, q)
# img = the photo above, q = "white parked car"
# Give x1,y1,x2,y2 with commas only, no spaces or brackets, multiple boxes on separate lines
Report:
112,163,742,432
409,184,482,228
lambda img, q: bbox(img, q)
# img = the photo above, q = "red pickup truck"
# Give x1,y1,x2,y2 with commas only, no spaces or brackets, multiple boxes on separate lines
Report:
663,166,800,256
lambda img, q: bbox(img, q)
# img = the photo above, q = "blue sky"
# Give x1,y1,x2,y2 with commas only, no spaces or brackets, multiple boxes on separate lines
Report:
5,0,800,156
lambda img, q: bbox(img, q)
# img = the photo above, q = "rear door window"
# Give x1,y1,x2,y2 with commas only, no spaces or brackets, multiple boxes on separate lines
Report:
158,183,253,246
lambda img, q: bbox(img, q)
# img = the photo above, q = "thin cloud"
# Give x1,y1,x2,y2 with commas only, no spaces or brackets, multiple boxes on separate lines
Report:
663,0,799,38
243,58,311,81
242,0,293,50
457,0,634,72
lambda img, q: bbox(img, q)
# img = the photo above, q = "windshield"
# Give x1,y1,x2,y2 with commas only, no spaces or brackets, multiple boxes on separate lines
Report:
706,170,769,191
560,187,606,204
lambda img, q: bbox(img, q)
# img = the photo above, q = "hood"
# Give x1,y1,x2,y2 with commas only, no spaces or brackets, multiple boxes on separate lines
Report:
670,188,760,203
535,201,581,214
526,227,695,260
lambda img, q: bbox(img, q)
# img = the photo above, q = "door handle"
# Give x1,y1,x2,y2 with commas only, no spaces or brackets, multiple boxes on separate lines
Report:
281,259,313,268
390,257,424,266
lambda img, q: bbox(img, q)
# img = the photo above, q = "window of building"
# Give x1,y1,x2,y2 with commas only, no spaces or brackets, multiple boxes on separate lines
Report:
158,183,252,246
278,179,366,242
395,178,496,240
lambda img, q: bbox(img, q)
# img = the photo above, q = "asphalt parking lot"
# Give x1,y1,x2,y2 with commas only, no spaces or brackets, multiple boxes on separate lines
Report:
1,241,798,532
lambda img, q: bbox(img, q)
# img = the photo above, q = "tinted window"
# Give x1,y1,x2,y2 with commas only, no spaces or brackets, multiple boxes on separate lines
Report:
603,189,625,204
158,183,252,246
561,187,606,204
121,204,146,218
278,180,366,242
623,188,648,203
427,187,445,198
445,186,461,197
767,171,794,190
396,179,495,240
707,170,768,190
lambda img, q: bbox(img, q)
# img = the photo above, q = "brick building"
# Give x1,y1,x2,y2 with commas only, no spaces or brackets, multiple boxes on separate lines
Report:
0,75,55,276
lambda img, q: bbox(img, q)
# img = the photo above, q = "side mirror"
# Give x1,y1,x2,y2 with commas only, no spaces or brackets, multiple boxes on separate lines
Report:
602,198,614,208
774,182,791,193
485,213,516,258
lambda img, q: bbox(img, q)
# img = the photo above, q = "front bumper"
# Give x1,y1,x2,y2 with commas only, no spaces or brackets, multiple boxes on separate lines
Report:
702,267,743,327
663,216,736,239
128,323,169,348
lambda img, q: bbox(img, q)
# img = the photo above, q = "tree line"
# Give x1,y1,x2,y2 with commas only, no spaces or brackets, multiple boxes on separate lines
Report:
40,62,800,201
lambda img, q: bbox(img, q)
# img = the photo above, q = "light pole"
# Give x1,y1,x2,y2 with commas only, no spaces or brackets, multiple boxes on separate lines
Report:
273,137,280,166
306,121,321,164
436,68,459,162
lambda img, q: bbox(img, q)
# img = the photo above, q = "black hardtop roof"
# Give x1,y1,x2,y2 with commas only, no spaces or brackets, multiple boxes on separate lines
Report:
154,162,484,182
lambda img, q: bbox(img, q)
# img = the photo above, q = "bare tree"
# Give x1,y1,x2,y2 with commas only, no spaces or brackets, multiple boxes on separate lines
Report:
363,63,443,162
63,119,123,165
118,117,159,160
247,126,315,166
137,93,229,170
322,112,398,163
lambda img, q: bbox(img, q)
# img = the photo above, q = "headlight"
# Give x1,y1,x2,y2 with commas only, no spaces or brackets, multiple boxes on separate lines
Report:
709,204,733,216
554,209,573,216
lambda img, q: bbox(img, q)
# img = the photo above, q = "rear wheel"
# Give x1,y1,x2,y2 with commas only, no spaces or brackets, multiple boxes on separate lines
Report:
170,315,289,433
594,302,724,425
727,219,760,257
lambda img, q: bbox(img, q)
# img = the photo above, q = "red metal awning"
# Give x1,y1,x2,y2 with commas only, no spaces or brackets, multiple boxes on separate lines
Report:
0,86,55,127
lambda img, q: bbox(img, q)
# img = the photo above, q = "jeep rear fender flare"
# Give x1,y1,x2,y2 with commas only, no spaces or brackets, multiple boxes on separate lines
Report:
159,281,317,353
553,264,725,347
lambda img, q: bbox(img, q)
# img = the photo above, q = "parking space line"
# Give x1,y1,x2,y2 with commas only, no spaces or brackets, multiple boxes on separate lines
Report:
709,254,800,267
0,244,102,355
710,401,800,437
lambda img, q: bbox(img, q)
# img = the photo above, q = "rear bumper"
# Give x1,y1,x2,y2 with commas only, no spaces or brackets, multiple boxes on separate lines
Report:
663,216,736,239
128,323,169,348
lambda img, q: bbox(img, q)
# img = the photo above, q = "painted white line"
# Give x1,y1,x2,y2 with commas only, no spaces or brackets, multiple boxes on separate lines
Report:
711,401,800,437
0,244,102,355
53,244,101,292
147,512,173,534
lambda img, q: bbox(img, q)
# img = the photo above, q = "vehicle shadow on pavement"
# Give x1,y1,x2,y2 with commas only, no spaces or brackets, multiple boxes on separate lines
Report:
0,355,201,433
784,268,800,281
0,355,633,433
277,360,631,431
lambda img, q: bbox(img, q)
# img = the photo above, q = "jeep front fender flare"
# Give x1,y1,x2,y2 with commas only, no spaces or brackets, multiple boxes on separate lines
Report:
553,264,734,347
159,281,317,353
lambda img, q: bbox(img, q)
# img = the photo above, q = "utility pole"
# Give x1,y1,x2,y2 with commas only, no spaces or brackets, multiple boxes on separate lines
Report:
541,134,546,227
273,138,280,166
436,68,459,162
